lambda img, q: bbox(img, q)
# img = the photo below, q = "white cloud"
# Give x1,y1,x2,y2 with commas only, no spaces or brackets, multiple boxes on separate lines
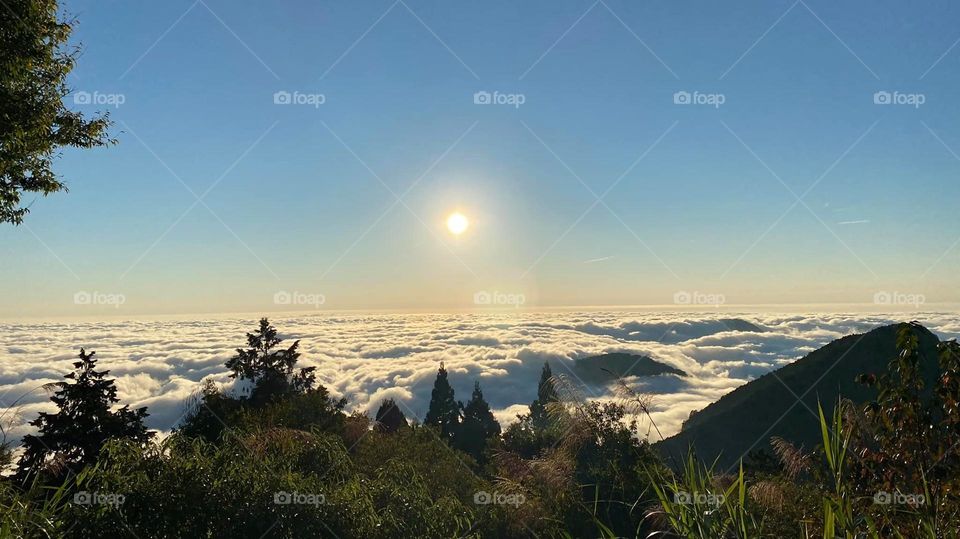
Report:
1,312,957,445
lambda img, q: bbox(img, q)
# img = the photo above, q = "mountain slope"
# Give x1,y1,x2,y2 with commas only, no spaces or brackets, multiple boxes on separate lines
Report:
656,323,941,470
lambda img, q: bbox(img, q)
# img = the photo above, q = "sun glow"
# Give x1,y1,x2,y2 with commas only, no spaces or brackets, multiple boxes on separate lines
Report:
446,212,469,235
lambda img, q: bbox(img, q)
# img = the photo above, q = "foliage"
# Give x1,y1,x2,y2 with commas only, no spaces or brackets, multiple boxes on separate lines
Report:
456,381,501,465
64,431,481,538
179,318,344,441
501,373,661,537
224,318,317,404
373,398,408,433
818,400,859,538
351,426,485,504
0,472,75,538
5,320,960,538
177,378,346,442
423,363,460,443
502,363,563,459
174,379,244,441
528,362,557,430
14,349,152,485
852,323,960,533
644,453,759,538
818,322,960,538
0,0,113,224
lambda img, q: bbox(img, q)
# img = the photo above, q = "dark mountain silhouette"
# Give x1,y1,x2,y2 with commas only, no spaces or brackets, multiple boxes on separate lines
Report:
556,353,686,385
573,318,766,344
657,323,941,470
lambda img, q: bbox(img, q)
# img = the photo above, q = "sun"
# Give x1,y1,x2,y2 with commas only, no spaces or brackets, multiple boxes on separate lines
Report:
446,212,469,235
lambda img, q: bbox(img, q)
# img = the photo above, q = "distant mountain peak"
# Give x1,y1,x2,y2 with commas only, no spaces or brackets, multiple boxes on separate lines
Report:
555,352,685,386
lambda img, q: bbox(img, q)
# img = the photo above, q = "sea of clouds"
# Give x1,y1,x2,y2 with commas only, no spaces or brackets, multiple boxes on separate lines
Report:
2,311,959,444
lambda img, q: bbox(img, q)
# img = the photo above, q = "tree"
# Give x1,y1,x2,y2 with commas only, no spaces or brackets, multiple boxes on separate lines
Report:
1,0,113,225
374,398,408,433
455,381,501,464
529,362,557,429
850,322,960,532
180,320,344,441
225,318,316,404
424,363,460,442
15,348,152,483
503,362,563,458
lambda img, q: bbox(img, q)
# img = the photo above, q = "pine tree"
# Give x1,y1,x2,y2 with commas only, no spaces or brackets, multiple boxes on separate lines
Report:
456,381,501,464
15,348,152,483
374,398,408,433
225,318,316,404
529,362,557,429
424,363,460,442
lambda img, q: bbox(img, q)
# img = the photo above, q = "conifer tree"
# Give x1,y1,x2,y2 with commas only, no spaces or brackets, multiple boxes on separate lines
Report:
374,398,408,433
15,349,152,483
456,381,501,464
424,363,460,442
225,318,316,404
529,362,557,429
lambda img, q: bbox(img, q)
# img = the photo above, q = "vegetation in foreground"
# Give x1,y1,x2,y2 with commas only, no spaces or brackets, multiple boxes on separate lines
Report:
0,319,957,537
4,1,957,536
0,0,113,225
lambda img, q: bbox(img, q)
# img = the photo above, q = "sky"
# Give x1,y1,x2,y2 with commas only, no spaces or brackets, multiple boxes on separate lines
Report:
3,0,960,317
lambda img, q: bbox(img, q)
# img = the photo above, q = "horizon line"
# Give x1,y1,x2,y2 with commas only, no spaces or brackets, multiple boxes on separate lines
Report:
5,301,960,324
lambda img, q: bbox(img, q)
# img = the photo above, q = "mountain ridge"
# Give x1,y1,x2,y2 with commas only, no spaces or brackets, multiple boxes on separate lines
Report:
656,323,942,469
551,352,686,387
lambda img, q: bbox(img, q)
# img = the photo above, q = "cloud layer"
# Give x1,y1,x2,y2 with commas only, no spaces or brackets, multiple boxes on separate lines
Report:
2,311,958,444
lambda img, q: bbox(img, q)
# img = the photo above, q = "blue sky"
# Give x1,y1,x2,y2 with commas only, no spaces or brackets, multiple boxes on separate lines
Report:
3,0,960,316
